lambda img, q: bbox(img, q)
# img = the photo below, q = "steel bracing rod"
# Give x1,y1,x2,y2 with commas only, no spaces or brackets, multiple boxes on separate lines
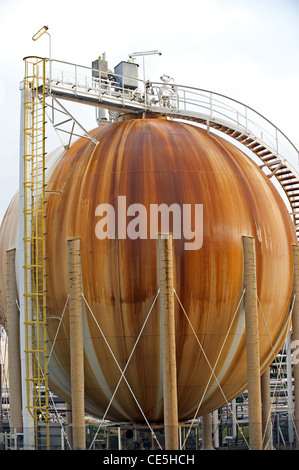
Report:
47,295,69,363
45,93,98,147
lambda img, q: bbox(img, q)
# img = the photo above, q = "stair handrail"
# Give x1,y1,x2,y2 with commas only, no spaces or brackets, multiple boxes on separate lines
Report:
44,58,299,168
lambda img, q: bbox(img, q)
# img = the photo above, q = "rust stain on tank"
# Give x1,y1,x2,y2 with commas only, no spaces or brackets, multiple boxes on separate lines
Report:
0,118,296,422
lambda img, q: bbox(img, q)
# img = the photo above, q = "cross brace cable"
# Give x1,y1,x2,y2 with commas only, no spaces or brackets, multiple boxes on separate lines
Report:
173,288,250,450
82,291,163,451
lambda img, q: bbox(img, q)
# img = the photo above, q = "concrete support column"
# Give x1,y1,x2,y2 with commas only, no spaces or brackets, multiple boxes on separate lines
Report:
242,235,263,450
6,249,23,434
261,367,272,449
68,238,85,450
292,244,299,450
201,413,214,450
157,234,178,450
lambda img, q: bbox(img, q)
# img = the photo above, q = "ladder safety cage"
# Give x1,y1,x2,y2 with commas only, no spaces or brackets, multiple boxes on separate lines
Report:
23,56,50,450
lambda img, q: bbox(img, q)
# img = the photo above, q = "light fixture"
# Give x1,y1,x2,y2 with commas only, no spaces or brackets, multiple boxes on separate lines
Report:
32,25,52,85
128,50,162,105
128,50,162,75
32,25,49,41
129,50,162,58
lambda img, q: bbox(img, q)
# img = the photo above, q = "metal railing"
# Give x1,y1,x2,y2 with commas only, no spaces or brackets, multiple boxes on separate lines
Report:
25,55,299,238
41,57,299,169
46,58,145,110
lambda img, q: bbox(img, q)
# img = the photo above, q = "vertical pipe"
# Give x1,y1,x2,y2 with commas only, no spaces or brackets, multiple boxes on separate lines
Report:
67,238,85,450
6,249,23,434
212,409,219,448
106,428,110,450
286,332,294,447
178,425,182,449
242,235,263,450
292,244,299,450
261,367,272,449
0,363,4,450
201,413,214,450
195,425,199,450
232,399,237,440
157,234,178,450
118,427,122,450
65,402,73,449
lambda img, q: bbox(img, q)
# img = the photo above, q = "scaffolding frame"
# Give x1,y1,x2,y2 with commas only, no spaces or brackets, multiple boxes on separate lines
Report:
23,57,49,449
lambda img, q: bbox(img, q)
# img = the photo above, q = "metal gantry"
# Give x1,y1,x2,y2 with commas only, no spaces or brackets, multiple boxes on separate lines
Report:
41,57,299,239
19,55,299,450
23,57,49,449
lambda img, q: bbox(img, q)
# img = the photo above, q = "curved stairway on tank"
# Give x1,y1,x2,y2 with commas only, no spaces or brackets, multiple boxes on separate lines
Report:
165,109,299,241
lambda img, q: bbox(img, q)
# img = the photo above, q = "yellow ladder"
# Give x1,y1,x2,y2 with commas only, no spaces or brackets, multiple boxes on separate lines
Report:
23,57,49,450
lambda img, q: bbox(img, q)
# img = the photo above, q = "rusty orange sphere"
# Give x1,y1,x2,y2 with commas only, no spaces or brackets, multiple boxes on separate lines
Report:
0,117,296,422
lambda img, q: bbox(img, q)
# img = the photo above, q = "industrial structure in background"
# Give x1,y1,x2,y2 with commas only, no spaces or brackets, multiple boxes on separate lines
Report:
0,28,299,451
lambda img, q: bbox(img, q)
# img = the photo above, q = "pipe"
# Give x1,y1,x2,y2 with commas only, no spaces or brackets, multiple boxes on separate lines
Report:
261,367,272,449
157,234,178,450
212,409,219,448
68,238,85,450
292,244,299,450
242,235,263,450
6,249,23,434
65,402,73,449
286,332,294,447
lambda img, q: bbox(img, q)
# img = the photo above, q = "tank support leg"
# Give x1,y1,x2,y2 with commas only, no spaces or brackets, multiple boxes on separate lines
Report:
242,235,263,450
68,238,86,450
201,413,215,450
157,234,179,450
292,244,299,450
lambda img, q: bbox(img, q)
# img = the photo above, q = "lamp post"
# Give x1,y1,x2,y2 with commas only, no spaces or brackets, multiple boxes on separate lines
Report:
32,25,52,87
128,50,162,105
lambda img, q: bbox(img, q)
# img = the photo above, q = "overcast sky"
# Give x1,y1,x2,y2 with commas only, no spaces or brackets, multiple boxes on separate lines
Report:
0,0,299,223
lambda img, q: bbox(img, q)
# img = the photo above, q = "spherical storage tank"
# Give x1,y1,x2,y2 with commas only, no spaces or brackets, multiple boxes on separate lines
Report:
0,117,296,422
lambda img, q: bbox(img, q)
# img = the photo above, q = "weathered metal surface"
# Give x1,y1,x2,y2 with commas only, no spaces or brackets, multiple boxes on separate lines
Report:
0,118,296,422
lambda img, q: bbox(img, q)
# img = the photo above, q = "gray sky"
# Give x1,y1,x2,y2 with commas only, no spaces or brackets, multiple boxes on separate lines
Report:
0,0,299,223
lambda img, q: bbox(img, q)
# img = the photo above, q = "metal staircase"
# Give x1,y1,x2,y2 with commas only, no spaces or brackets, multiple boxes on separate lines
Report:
168,115,299,240
201,120,299,239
